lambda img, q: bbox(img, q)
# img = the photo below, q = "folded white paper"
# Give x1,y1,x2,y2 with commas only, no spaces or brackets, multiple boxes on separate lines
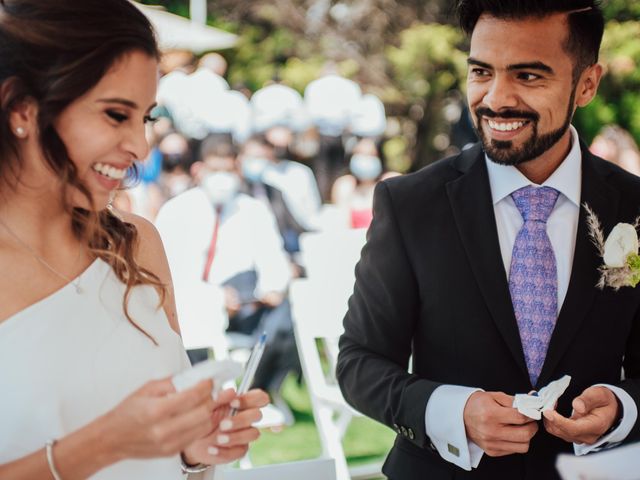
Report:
513,375,572,420
172,359,243,393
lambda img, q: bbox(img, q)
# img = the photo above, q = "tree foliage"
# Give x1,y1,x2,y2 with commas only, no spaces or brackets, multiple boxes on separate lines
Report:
574,19,640,145
385,24,468,168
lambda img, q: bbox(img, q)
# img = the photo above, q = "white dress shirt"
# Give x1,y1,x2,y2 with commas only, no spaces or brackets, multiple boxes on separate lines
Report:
424,126,638,470
155,189,292,354
155,188,291,297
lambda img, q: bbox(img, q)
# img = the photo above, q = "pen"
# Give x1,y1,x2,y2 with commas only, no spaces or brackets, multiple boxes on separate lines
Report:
230,332,267,416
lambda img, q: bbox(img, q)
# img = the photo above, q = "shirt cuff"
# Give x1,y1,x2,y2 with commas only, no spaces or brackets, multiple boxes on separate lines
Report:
574,384,638,455
425,384,485,471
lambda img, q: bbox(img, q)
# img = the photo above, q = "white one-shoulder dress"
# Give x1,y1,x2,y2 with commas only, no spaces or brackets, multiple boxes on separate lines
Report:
0,259,199,479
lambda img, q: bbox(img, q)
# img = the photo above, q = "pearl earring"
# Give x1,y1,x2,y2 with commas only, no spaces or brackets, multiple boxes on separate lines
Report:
15,127,25,137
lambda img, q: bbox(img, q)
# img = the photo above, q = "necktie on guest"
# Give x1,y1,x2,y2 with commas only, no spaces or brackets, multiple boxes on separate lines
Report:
202,206,223,282
509,185,560,386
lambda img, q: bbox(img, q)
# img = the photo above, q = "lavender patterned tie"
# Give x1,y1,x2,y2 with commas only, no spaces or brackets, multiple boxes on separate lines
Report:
508,185,560,386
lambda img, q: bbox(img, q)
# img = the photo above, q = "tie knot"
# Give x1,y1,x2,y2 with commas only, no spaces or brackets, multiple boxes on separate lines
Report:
511,186,559,223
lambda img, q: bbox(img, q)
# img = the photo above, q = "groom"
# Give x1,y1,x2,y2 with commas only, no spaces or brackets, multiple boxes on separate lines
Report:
337,1,640,478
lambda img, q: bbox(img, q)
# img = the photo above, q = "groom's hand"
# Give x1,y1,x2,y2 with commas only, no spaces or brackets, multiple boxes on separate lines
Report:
463,391,538,457
543,386,620,445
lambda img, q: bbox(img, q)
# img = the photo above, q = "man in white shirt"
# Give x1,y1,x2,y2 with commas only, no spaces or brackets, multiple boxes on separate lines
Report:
337,1,640,479
238,135,313,261
263,125,322,231
156,136,298,392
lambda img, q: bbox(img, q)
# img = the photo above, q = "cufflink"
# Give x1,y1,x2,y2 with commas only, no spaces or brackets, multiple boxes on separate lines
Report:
447,444,460,457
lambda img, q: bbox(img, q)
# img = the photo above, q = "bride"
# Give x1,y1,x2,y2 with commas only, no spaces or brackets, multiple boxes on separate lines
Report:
0,0,268,478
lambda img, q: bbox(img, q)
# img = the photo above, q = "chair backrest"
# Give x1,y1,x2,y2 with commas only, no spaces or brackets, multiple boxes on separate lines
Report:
290,279,340,394
173,280,229,359
217,459,336,480
289,277,364,480
299,228,366,288
297,228,367,372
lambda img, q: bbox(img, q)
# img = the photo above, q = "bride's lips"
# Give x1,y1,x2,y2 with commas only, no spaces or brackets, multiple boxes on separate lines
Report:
91,162,130,190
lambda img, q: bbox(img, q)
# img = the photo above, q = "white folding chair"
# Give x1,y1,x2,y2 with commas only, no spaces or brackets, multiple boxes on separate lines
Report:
291,280,382,480
299,229,367,370
173,280,230,359
296,229,384,479
299,228,367,284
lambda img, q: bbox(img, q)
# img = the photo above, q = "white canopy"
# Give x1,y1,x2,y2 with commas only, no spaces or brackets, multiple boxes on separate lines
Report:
133,2,237,53
350,94,387,138
304,74,362,136
251,84,310,133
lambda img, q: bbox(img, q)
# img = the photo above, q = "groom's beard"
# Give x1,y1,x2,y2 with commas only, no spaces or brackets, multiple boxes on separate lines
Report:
474,86,576,166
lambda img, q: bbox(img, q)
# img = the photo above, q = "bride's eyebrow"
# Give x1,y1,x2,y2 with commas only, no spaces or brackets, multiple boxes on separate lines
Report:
97,98,138,109
97,98,157,113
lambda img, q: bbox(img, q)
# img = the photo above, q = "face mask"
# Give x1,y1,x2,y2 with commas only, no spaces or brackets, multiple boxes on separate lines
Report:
350,154,382,181
241,156,269,183
201,171,240,206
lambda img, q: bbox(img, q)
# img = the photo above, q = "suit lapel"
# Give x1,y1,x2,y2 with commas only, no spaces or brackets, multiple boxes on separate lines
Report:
537,146,620,387
446,146,529,379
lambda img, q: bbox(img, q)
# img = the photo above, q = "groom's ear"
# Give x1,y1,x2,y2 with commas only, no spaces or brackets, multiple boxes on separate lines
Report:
575,63,603,108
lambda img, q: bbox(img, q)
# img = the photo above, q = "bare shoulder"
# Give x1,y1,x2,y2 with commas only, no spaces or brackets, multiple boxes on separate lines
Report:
120,211,165,270
118,210,181,335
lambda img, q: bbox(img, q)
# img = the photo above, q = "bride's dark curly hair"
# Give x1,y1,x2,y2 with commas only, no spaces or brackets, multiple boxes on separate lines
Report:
0,0,165,344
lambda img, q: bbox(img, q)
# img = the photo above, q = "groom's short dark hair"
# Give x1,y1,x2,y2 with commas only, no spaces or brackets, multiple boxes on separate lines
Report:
457,0,605,80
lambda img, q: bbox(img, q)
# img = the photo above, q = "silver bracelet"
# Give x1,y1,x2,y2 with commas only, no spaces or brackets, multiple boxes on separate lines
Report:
180,453,210,474
45,439,63,480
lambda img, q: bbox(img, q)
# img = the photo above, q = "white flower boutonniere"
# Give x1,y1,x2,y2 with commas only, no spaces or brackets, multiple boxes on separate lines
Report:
584,203,640,289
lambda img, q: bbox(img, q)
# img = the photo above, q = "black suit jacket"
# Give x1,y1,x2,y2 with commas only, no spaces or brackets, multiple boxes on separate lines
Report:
337,142,640,479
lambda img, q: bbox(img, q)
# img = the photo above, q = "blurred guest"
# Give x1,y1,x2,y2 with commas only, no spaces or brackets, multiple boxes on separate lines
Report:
304,72,362,201
264,125,322,231
159,50,196,75
249,83,320,230
590,125,640,176
238,136,308,258
157,132,195,198
155,135,298,395
331,138,399,229
197,52,228,77
122,132,193,220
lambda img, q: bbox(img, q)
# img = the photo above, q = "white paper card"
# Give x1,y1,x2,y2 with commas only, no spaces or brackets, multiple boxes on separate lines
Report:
513,375,572,420
172,359,243,393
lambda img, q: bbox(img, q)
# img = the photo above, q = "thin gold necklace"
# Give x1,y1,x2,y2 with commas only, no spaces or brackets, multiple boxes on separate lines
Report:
0,217,83,294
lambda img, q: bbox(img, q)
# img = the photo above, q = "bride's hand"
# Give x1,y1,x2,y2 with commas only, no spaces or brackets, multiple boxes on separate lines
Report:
182,389,270,465
99,377,229,460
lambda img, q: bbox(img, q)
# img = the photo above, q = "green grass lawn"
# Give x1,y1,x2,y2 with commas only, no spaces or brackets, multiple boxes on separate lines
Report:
248,374,395,478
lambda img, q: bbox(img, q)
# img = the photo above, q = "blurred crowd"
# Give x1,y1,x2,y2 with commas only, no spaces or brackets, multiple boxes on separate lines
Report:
115,52,399,414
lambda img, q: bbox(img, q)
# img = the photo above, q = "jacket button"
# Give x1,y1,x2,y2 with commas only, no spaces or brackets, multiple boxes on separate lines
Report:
400,426,408,436
392,423,400,434
408,428,415,440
